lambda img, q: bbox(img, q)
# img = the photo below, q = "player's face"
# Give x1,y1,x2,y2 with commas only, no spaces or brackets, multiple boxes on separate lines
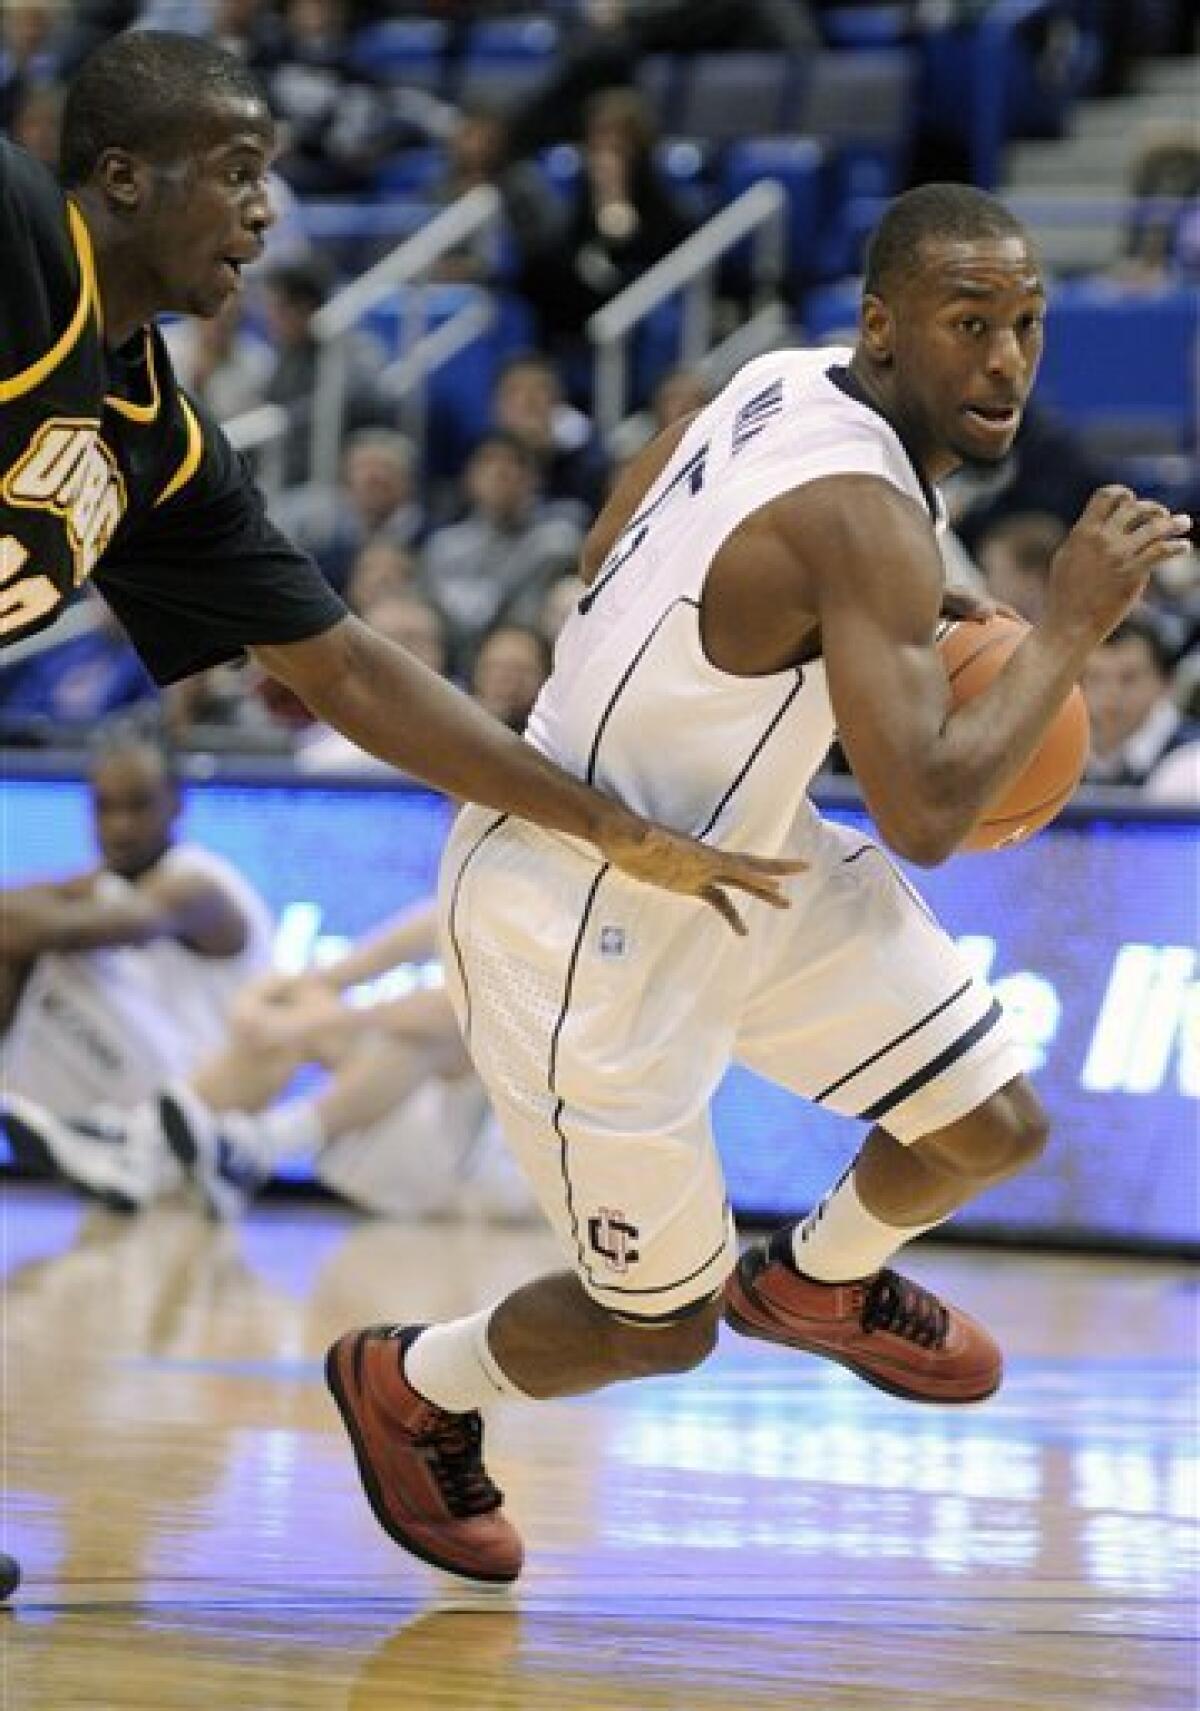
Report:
876,235,1046,476
90,752,179,878
142,97,276,318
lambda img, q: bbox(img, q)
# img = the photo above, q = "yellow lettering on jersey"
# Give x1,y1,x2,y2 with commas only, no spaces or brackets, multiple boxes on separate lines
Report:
0,535,59,636
2,418,127,585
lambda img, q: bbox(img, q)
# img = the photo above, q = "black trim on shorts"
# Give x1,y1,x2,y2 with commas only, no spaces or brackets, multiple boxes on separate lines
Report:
588,1229,733,1301
857,999,1004,1123
814,978,973,1104
608,1287,724,1326
548,866,610,1285
444,812,508,1046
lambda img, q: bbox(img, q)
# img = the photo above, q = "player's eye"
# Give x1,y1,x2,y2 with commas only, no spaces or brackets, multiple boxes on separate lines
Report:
958,316,987,337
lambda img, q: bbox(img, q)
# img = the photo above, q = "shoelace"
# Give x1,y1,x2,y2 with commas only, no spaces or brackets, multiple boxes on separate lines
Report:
860,1269,950,1349
418,1413,504,1518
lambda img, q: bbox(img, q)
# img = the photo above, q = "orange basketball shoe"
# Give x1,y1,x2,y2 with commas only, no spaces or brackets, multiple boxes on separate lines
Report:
325,1325,524,1584
723,1231,1002,1404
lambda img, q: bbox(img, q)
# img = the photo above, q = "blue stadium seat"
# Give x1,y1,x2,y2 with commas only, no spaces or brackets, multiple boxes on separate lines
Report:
790,50,915,279
372,147,447,199
350,19,449,92
723,138,824,285
673,53,801,144
458,15,561,111
918,1,1096,188
799,280,861,347
1036,283,1199,453
819,5,910,48
362,285,537,479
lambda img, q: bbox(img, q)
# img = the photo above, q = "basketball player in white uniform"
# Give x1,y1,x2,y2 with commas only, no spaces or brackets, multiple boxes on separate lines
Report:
1,721,273,1200
323,185,1192,1585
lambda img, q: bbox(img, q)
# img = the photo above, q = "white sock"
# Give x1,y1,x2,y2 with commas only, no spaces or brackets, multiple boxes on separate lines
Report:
790,1169,944,1283
405,1305,533,1414
233,1100,325,1168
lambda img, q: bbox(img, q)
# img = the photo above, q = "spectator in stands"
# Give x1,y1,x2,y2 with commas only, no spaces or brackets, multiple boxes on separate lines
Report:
0,720,275,1189
974,511,1068,626
162,297,274,424
0,591,158,742
260,257,389,486
272,427,424,595
136,0,285,58
7,79,64,169
538,572,586,648
295,591,451,773
1118,129,1200,285
252,0,400,198
0,2,62,131
429,100,564,291
490,352,608,516
419,432,584,663
511,0,818,156
344,539,419,616
1081,610,1200,794
522,88,691,372
609,362,713,467
469,621,552,734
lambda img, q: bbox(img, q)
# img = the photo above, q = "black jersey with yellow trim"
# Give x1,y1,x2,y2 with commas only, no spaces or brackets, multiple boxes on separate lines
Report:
0,138,346,681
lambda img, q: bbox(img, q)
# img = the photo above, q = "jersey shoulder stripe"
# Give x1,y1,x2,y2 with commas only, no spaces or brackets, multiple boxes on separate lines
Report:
154,394,204,507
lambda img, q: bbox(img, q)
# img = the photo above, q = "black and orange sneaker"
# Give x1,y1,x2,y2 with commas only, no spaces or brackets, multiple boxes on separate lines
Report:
325,1325,524,1585
724,1230,1002,1404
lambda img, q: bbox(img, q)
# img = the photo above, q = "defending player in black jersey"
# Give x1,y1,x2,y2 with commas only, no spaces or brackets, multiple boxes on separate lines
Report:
0,29,799,921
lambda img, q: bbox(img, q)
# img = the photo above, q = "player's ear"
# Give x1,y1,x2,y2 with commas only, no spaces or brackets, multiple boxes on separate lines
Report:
860,294,894,365
95,148,152,214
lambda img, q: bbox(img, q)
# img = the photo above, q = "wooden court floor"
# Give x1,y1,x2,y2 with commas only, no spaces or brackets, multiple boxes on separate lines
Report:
2,1183,1196,1711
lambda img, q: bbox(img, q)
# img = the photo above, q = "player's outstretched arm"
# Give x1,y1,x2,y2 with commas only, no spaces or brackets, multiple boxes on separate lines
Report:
252,618,805,933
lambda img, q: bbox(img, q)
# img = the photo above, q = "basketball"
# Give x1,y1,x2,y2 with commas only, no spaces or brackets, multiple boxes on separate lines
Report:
939,612,1090,852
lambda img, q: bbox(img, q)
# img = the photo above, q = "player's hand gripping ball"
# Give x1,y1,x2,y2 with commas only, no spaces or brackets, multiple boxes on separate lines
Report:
938,612,1090,851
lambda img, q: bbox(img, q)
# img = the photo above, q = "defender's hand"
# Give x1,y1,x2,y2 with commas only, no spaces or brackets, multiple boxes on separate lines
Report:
598,819,807,936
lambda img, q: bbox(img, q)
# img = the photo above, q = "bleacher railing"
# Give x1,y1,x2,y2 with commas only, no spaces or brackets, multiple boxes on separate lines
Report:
307,185,502,491
587,180,788,442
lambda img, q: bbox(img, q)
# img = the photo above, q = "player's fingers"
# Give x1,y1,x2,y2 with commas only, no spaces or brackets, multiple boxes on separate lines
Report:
701,885,749,937
1086,484,1136,521
1123,516,1193,565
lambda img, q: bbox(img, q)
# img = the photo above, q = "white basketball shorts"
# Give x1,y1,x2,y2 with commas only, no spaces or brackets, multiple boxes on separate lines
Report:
439,802,1024,1321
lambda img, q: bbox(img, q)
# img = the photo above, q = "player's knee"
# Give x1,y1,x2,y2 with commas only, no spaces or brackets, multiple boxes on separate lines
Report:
923,1080,1050,1184
605,1295,722,1376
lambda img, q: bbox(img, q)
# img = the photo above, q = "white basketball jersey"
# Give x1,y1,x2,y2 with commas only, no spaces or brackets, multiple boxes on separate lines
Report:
2,844,275,1115
527,347,944,855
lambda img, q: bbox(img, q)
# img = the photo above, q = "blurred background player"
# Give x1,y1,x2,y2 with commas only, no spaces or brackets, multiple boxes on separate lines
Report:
1,718,272,1173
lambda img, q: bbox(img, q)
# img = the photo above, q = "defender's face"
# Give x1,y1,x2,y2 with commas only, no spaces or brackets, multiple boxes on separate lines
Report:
878,235,1046,472
90,752,179,878
143,95,276,318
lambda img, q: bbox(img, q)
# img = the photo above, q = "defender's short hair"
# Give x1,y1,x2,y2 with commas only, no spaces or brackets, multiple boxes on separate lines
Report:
61,30,267,187
864,183,1030,298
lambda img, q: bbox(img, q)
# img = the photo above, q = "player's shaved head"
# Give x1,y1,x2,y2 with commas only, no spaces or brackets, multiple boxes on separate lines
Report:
864,183,1031,299
60,30,269,187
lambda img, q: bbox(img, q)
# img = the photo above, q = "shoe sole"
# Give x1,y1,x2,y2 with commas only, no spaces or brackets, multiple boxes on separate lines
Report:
2,1105,140,1214
725,1270,1001,1406
323,1336,520,1586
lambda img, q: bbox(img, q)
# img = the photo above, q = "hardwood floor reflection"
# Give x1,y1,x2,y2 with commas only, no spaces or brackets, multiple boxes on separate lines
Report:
3,1185,1197,1710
